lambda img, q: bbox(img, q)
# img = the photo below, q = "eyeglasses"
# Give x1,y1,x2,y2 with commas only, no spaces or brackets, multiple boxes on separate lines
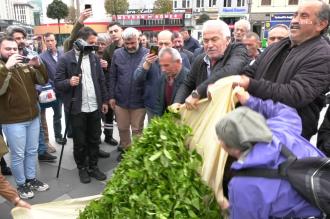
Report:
268,36,285,41
158,42,171,46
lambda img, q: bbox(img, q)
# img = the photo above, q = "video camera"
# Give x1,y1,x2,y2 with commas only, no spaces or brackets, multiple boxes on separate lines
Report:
73,39,99,54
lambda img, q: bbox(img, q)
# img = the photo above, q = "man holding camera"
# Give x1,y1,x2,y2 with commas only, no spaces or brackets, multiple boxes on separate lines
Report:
55,27,109,184
6,26,57,162
0,36,49,199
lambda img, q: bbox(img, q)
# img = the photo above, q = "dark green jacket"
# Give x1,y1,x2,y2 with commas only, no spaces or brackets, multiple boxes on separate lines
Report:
0,61,48,124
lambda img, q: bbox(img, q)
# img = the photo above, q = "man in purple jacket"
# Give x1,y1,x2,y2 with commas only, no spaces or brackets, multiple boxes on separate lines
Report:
215,90,324,219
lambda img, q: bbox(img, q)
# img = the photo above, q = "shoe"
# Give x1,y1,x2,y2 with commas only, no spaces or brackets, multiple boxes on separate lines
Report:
17,183,34,199
47,144,56,153
1,166,12,176
117,145,124,152
55,137,67,145
79,168,91,184
38,152,57,162
88,167,106,181
26,178,49,192
104,136,118,146
117,151,125,162
98,149,110,158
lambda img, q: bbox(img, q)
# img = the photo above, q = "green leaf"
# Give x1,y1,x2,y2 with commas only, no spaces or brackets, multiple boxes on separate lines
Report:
163,148,172,160
149,151,162,161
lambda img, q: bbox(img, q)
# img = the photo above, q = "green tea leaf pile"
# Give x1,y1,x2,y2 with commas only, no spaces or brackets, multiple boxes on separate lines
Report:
79,113,221,219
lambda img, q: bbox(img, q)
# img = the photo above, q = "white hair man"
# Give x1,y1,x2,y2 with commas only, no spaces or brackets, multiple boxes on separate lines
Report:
233,19,251,42
172,19,250,110
109,27,148,160
154,47,190,116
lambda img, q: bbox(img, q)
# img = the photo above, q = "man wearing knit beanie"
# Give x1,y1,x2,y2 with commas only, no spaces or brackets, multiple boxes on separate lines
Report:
215,90,324,219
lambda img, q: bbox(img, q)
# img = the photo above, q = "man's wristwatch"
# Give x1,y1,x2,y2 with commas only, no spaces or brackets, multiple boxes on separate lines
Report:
191,90,200,99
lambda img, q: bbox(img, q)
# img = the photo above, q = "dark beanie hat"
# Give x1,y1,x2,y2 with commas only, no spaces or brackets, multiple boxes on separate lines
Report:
215,106,273,150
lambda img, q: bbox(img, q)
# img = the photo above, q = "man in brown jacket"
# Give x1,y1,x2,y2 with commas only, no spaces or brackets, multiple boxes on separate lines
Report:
0,36,49,199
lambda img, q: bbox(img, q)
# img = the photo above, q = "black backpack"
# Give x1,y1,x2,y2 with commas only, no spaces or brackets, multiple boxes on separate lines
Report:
233,144,330,214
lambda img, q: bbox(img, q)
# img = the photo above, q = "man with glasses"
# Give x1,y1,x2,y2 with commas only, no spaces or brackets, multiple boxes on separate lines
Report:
172,20,249,110
239,0,330,140
267,24,290,46
134,30,191,121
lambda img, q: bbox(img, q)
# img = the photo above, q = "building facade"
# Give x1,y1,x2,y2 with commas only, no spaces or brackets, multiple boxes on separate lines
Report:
250,0,306,37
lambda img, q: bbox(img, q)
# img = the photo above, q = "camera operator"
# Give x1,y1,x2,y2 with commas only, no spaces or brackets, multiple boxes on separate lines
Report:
55,27,109,184
0,36,49,199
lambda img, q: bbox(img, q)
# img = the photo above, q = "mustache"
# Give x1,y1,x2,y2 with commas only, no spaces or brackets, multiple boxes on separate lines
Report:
290,20,313,29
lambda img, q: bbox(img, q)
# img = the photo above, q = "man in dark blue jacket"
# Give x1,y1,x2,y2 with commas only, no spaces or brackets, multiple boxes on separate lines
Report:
40,33,65,145
109,27,148,154
180,27,201,53
55,27,109,184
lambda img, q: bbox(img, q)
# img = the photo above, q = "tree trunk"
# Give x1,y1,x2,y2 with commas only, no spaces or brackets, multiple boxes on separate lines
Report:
58,18,61,45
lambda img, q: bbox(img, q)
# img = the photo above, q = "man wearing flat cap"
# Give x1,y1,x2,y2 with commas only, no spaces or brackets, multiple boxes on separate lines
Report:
216,90,324,219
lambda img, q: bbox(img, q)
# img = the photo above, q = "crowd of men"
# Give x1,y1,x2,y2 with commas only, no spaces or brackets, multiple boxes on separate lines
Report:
0,0,329,218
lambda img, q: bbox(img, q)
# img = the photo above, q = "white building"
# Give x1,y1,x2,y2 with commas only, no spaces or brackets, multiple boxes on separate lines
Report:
129,0,155,10
41,0,111,24
250,0,310,37
13,0,35,25
0,0,15,20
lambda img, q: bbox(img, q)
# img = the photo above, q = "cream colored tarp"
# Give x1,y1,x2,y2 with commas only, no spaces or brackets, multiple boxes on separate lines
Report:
11,76,238,218
176,75,239,205
11,195,101,219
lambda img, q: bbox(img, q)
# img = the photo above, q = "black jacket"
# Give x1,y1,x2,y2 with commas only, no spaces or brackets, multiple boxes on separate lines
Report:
174,43,249,103
55,50,109,114
245,36,330,139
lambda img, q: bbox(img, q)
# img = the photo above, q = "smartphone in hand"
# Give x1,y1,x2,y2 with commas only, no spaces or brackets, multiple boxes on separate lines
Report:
84,4,92,10
150,45,159,55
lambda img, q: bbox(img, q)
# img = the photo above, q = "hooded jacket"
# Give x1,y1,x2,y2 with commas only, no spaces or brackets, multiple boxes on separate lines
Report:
229,96,323,219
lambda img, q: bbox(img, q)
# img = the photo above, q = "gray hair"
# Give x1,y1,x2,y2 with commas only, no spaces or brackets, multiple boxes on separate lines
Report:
158,47,182,63
122,27,140,40
202,20,231,38
317,0,330,34
234,19,251,32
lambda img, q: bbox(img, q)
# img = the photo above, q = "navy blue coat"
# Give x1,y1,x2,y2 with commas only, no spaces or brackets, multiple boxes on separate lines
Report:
40,49,63,92
109,46,148,109
55,50,109,114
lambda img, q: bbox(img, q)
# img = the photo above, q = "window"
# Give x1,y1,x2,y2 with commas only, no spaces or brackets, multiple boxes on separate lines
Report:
288,0,298,5
224,0,231,7
187,0,190,7
174,0,177,8
197,0,201,7
183,0,186,8
261,0,271,5
237,0,245,7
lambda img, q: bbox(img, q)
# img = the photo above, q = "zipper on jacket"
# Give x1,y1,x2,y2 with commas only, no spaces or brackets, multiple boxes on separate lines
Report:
16,69,33,120
311,159,330,210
